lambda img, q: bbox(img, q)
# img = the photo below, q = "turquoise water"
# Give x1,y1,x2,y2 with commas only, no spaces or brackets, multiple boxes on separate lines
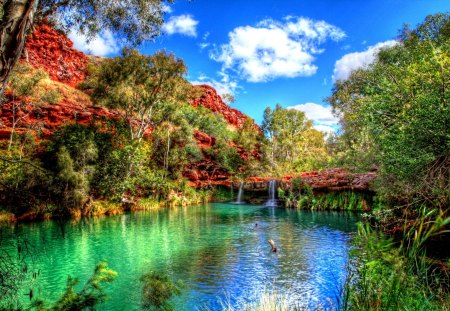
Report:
2,203,360,310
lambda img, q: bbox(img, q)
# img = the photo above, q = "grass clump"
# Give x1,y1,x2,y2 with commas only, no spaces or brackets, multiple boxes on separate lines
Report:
136,198,162,210
342,219,450,311
85,200,123,216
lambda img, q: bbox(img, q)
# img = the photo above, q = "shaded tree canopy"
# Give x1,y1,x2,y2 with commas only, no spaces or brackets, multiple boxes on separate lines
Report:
327,13,450,208
36,0,173,45
0,0,172,98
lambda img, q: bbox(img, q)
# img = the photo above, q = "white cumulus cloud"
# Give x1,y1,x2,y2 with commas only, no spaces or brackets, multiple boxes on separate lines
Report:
191,73,239,97
161,3,172,13
313,124,336,134
287,102,338,133
332,40,398,81
163,14,198,37
210,17,345,83
68,29,119,56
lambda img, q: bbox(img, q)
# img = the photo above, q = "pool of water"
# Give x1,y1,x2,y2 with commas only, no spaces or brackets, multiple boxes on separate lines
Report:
2,203,360,310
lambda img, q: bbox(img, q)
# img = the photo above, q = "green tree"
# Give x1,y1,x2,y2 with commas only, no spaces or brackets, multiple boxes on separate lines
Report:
150,101,201,180
87,49,192,185
48,126,98,213
0,0,172,98
140,271,182,311
33,262,117,311
235,117,260,154
327,13,450,209
89,49,191,145
262,104,327,175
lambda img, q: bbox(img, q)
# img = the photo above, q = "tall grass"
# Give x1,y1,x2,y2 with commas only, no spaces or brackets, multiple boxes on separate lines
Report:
342,209,450,311
283,190,370,211
203,289,327,311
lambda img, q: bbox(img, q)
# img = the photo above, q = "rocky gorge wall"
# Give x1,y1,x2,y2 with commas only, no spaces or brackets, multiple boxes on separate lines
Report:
1,24,377,196
0,23,258,184
240,168,376,193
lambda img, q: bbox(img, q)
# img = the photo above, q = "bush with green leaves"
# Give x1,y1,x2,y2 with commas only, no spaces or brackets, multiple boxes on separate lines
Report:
8,63,48,97
140,271,182,311
32,262,117,311
327,13,450,210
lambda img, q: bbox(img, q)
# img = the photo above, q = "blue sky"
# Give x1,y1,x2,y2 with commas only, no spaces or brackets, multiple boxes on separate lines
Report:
69,0,450,131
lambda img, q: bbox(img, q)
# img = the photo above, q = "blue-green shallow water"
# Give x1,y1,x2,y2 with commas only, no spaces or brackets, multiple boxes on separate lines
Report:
2,203,360,310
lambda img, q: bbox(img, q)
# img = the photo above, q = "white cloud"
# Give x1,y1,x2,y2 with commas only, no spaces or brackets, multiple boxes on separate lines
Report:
190,73,239,97
332,40,398,81
313,124,336,134
198,32,211,49
68,29,119,56
198,42,210,49
210,16,345,82
163,14,198,37
191,79,238,97
287,102,339,133
161,3,172,13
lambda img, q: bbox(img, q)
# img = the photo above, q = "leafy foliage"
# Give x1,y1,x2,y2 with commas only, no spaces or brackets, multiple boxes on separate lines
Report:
327,13,450,210
37,0,173,46
140,271,182,311
342,223,449,311
33,262,117,310
88,48,191,143
262,104,328,176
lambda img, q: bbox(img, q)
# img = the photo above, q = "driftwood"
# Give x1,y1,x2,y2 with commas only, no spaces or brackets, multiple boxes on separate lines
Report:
268,239,277,252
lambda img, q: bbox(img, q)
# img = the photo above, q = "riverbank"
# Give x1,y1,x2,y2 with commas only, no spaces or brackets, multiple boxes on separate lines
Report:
0,167,378,223
0,190,212,223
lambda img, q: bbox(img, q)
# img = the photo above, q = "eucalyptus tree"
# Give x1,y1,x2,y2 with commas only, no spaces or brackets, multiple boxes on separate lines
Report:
0,0,172,98
327,13,450,208
262,104,327,175
88,48,192,183
151,101,200,180
90,48,191,145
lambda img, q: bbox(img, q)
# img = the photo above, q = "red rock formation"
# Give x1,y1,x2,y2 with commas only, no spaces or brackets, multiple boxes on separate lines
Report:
0,94,120,140
23,23,88,87
232,168,376,193
193,130,215,148
285,168,376,192
1,24,261,187
192,85,250,128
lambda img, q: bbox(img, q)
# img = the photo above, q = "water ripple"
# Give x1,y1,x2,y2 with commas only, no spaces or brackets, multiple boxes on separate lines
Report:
2,203,360,310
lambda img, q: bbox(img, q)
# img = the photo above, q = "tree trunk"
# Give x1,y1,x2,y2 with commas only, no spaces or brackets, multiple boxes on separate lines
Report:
0,0,38,100
163,126,171,178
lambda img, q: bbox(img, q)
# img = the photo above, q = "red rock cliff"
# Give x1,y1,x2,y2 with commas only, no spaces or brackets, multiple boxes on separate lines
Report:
23,23,88,87
192,85,250,128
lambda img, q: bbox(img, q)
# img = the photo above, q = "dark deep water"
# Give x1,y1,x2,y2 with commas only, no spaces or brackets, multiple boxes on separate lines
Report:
2,203,360,310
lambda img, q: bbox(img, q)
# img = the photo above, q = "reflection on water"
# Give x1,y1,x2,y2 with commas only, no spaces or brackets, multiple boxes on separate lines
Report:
2,203,360,310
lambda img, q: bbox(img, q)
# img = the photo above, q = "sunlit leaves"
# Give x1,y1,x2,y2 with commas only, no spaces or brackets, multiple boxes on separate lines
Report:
327,13,450,207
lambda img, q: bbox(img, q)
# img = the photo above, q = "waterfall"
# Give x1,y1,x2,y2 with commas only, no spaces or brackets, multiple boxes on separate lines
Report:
235,182,244,204
265,180,277,206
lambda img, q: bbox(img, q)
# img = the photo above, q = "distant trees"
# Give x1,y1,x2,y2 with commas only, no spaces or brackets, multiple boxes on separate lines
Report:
262,104,327,176
327,13,450,209
0,0,172,98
